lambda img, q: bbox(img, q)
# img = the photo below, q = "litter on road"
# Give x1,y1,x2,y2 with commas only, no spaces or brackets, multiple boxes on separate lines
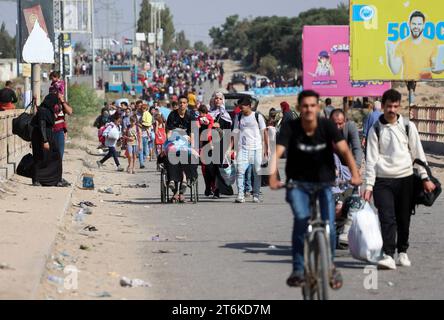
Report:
120,277,151,288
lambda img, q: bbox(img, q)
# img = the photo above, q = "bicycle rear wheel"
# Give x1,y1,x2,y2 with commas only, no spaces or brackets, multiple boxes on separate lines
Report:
313,231,330,300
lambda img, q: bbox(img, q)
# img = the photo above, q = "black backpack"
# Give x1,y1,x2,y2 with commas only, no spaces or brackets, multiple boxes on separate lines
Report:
12,99,35,142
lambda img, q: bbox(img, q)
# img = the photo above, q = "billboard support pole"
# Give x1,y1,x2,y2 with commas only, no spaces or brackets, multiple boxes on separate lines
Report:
407,81,416,106
32,63,41,106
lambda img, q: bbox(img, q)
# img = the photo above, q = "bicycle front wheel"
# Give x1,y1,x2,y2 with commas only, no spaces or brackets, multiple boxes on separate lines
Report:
313,231,330,300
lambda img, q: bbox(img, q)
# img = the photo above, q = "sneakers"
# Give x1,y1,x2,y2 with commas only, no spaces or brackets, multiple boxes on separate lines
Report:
117,166,124,172
245,192,252,198
253,196,260,203
212,189,220,199
287,270,305,287
235,196,245,203
397,253,411,267
377,254,397,270
96,160,103,168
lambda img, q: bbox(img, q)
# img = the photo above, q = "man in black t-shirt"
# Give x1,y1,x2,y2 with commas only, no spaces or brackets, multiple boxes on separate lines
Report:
269,90,361,289
165,95,197,203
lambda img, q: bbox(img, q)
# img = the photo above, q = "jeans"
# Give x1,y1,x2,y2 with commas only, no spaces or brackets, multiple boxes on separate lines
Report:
286,183,336,272
139,136,149,166
244,164,253,193
237,149,262,197
54,130,65,160
100,146,120,167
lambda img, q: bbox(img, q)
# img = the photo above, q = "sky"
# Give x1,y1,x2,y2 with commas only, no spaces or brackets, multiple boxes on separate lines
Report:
0,0,344,44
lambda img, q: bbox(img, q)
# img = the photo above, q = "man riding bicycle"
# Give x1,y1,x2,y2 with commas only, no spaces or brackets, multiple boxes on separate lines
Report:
269,90,362,289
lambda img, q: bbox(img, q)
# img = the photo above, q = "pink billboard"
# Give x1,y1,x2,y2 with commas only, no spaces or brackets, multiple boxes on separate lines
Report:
303,26,391,97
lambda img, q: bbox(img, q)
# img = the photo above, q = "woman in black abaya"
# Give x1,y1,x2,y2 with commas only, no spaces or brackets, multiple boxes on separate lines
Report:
31,94,63,186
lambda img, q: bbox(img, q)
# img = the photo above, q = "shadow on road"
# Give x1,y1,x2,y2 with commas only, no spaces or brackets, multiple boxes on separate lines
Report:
334,260,370,270
221,242,292,257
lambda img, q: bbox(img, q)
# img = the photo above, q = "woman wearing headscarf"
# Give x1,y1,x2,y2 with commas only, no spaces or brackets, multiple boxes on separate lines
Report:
201,91,233,198
31,93,63,186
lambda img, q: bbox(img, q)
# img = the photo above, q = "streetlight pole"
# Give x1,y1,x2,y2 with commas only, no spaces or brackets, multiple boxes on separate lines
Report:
91,0,96,89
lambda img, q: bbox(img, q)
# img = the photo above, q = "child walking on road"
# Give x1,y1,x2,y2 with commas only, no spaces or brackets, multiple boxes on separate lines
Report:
97,113,124,172
125,116,141,174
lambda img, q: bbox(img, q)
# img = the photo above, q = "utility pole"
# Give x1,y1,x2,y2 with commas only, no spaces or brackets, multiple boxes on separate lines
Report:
91,0,96,89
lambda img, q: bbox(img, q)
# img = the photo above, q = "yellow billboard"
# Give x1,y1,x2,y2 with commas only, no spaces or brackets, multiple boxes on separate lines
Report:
350,0,444,81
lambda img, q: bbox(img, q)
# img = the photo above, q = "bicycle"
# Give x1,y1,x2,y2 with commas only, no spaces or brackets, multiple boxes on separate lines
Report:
286,180,335,300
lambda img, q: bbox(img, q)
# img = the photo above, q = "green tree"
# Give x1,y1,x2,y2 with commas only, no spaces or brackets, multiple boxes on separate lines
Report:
258,54,279,78
74,41,87,54
0,22,16,58
193,41,209,53
209,5,349,72
175,31,190,50
137,0,176,51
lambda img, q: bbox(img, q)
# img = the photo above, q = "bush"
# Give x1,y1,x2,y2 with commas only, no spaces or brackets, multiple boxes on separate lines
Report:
68,83,103,116
258,54,279,78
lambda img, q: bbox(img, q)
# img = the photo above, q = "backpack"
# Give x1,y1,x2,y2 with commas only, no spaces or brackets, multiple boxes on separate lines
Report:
373,118,410,146
236,111,261,129
12,99,35,142
98,123,112,145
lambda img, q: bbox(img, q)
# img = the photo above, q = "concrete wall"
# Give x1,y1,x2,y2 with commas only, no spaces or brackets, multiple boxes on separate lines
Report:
0,110,31,179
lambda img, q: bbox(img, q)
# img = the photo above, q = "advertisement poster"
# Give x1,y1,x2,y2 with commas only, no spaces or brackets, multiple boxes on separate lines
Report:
303,25,391,96
19,0,54,63
351,0,444,81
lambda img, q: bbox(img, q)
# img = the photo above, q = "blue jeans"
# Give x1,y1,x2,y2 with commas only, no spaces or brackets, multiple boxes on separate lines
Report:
54,130,65,160
244,164,253,193
139,136,149,166
100,146,120,167
286,183,336,272
237,149,262,197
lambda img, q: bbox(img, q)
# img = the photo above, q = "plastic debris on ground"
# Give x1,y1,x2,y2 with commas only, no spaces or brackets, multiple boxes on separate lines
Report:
152,250,171,254
83,225,98,232
99,187,114,194
120,277,151,288
88,291,112,298
125,184,149,189
48,275,64,285
0,263,14,270
77,201,96,208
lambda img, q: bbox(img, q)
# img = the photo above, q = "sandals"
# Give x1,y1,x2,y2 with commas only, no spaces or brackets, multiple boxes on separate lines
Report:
171,194,180,203
330,268,343,290
178,194,186,203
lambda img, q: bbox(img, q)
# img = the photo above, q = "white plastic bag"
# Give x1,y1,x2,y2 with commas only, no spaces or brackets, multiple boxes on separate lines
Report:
219,155,236,186
348,202,383,263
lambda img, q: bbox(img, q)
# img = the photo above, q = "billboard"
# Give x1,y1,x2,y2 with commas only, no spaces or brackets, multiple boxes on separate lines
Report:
62,0,92,33
303,26,391,97
351,0,444,81
19,0,55,64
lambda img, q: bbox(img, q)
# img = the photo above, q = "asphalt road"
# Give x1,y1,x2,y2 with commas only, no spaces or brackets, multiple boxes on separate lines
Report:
129,159,444,300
